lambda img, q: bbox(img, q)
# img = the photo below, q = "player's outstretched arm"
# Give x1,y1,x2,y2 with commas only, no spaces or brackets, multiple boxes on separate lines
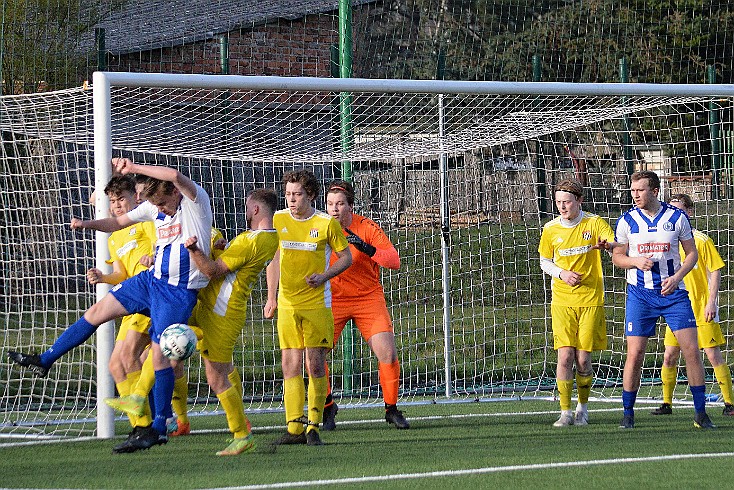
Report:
184,236,230,280
71,214,133,233
87,261,127,286
591,238,618,252
112,157,198,202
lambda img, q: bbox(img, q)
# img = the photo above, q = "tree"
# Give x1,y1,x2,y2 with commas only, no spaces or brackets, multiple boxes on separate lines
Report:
1,0,124,94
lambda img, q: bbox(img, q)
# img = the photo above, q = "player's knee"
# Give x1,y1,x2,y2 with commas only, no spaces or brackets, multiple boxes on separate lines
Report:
206,374,229,394
576,367,593,378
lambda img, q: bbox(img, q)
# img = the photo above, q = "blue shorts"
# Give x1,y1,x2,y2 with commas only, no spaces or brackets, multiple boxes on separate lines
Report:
624,285,696,337
110,270,198,343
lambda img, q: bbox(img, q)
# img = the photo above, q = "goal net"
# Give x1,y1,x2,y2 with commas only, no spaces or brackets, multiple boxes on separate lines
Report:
2,74,733,440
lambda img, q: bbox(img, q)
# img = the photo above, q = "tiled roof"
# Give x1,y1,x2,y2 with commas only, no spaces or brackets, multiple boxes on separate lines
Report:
80,0,374,55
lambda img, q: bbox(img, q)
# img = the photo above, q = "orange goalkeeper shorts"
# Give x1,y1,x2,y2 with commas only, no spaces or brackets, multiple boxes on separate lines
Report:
332,297,393,345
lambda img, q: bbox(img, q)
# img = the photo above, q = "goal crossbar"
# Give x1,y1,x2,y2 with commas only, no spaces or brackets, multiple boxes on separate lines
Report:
94,72,734,97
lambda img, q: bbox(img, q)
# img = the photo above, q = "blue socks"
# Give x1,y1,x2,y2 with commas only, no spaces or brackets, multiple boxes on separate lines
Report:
622,389,637,417
152,367,175,435
40,316,97,367
690,384,706,413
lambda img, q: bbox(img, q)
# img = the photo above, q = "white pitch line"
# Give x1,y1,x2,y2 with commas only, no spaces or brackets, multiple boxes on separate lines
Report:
211,452,734,490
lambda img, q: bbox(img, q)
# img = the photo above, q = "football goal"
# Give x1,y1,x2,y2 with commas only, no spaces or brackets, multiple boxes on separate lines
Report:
2,73,733,440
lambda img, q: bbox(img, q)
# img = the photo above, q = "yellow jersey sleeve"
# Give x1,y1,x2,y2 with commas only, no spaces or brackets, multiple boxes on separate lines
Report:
681,230,725,302
210,227,225,260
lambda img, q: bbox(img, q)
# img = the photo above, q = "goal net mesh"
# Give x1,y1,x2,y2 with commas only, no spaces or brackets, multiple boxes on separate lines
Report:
2,81,733,439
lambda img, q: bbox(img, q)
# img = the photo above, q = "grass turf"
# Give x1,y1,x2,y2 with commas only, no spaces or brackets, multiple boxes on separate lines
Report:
1,399,732,489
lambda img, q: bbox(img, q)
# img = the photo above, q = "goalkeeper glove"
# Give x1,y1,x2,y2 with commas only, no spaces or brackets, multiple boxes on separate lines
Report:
345,228,376,257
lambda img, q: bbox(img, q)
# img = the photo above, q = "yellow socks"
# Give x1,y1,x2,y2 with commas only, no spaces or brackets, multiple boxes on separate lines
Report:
217,385,250,438
557,379,573,411
307,375,328,431
115,377,135,427
714,364,734,405
228,368,243,400
575,373,593,405
661,365,677,405
133,354,155,398
173,375,189,424
125,369,152,426
284,375,305,435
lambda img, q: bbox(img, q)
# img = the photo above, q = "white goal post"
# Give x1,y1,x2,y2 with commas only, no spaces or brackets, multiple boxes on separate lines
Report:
2,72,733,441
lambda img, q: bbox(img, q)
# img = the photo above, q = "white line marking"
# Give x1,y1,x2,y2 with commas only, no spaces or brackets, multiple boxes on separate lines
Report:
211,452,734,490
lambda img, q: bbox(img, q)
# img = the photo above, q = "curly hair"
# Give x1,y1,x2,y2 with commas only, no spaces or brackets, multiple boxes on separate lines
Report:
282,169,320,200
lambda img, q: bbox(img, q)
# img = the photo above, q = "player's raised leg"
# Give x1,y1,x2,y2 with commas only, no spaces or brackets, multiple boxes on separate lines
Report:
9,293,130,377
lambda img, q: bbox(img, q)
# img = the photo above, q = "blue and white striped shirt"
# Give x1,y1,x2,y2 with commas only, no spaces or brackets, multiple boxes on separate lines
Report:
127,184,213,290
615,201,693,291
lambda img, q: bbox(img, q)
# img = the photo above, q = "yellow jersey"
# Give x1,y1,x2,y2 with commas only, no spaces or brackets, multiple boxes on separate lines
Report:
107,221,156,278
538,212,614,307
680,229,725,307
210,227,225,260
197,229,279,318
273,209,349,309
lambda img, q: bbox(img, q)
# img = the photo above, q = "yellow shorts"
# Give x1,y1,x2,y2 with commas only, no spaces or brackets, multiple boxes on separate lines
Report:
664,322,724,349
277,307,334,350
550,304,607,351
189,302,245,363
332,298,393,344
115,313,151,342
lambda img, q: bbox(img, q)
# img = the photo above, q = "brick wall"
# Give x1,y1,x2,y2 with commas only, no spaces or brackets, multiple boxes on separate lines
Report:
108,12,346,77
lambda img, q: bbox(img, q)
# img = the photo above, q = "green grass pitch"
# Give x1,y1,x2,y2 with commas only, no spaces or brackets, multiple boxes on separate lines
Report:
1,399,732,489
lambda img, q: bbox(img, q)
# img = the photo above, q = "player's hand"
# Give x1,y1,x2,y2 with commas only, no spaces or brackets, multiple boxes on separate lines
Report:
559,270,582,287
305,273,326,288
591,238,613,251
184,236,199,251
264,299,277,319
660,276,681,296
345,228,376,257
704,302,717,322
70,218,84,229
86,268,103,285
634,255,654,271
213,238,227,251
139,255,154,267
112,157,135,175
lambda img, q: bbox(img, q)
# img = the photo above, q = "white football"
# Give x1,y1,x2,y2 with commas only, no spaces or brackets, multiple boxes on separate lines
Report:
159,323,198,361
